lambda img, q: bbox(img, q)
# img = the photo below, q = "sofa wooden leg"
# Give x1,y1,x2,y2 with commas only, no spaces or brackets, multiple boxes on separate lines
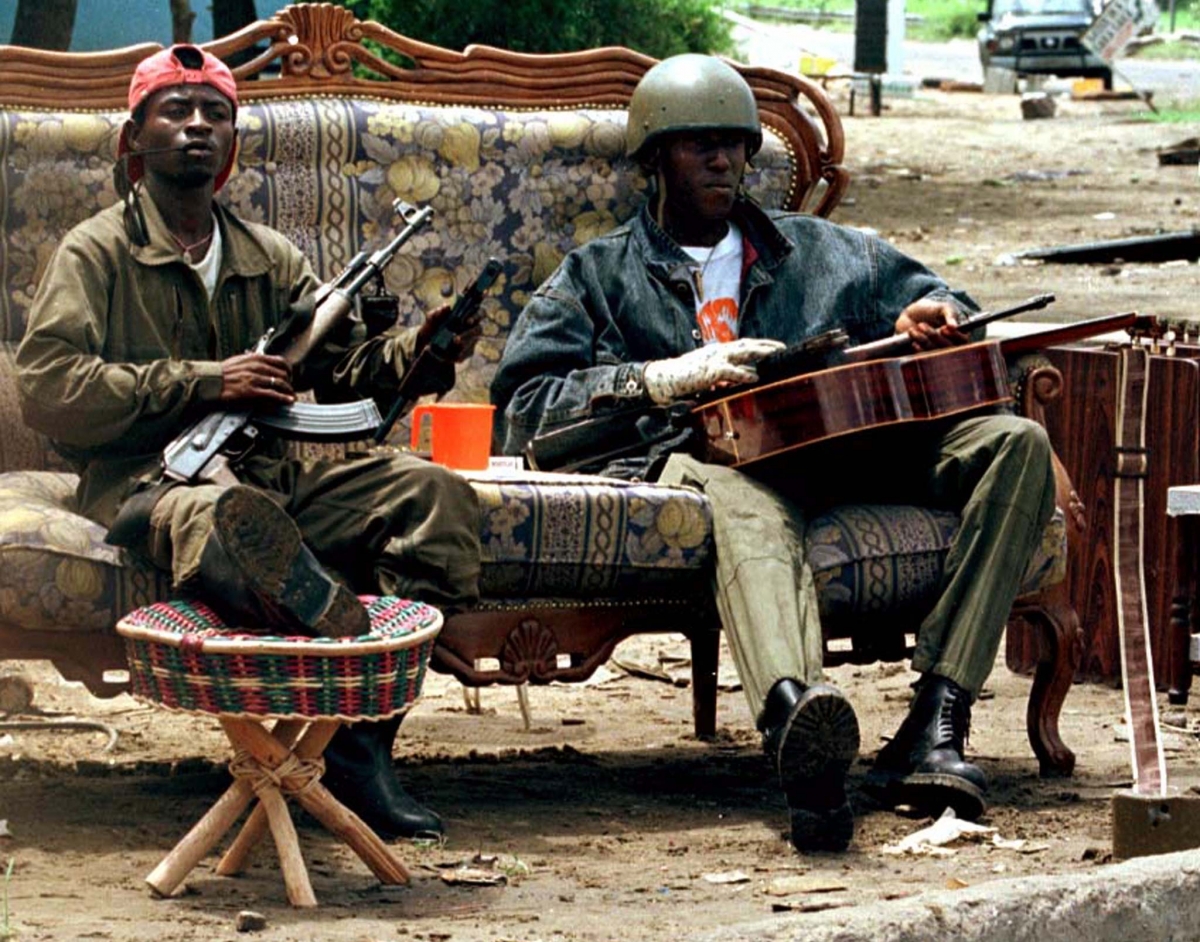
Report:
689,630,719,739
1016,583,1082,778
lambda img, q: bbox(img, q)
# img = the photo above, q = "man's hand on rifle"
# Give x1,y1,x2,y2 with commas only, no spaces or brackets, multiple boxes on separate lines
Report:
895,299,971,351
219,352,295,403
415,302,484,363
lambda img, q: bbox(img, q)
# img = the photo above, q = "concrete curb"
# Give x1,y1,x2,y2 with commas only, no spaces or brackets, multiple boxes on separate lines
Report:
700,848,1200,942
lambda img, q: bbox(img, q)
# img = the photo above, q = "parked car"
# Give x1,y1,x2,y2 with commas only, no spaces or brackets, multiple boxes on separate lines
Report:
977,0,1114,88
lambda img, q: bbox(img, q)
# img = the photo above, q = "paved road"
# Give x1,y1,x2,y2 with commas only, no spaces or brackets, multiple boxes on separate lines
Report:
729,14,1200,101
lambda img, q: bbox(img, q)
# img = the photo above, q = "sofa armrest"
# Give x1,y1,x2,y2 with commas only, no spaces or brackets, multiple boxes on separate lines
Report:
1009,354,1086,536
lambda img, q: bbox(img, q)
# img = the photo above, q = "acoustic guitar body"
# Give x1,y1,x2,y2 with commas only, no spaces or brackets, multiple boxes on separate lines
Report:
695,340,1013,468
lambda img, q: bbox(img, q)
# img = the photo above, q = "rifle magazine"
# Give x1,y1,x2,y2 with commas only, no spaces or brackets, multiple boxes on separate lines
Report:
254,399,384,442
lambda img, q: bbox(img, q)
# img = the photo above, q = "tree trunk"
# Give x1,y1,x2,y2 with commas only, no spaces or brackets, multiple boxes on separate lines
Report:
10,0,78,51
213,0,261,39
170,0,197,44
213,0,268,68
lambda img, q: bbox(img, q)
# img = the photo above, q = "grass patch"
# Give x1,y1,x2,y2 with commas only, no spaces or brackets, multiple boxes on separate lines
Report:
1133,103,1200,122
743,0,1200,44
1131,40,1200,61
742,0,994,40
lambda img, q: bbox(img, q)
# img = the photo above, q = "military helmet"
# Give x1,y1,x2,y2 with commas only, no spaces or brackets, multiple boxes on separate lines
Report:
626,54,763,163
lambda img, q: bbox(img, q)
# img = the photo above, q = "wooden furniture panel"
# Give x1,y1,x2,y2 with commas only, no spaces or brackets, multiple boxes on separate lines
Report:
1006,344,1200,693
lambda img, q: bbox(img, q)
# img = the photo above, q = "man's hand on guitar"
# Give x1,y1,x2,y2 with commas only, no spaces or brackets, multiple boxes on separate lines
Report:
415,302,484,363
896,299,971,351
219,352,295,403
643,338,786,404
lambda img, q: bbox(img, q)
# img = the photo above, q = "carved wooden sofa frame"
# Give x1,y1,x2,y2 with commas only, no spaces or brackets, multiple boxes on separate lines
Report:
0,2,1081,776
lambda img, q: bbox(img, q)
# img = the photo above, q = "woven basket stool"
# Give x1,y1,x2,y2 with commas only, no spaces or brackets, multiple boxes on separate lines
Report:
115,595,442,908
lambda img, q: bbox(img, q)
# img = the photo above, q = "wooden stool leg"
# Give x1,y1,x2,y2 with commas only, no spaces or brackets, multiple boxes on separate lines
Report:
145,778,256,897
221,717,410,885
217,719,332,876
256,783,317,907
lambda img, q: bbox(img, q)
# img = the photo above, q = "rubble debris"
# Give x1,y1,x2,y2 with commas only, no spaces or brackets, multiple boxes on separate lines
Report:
922,77,983,93
1015,230,1200,264
441,867,507,887
235,911,268,933
703,870,751,885
765,875,848,895
1021,92,1057,120
1158,137,1200,166
881,808,999,856
1001,169,1089,183
771,898,852,913
0,674,34,714
1071,86,1153,103
0,718,119,753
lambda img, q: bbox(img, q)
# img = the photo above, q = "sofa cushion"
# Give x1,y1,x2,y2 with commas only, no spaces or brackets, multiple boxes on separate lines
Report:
466,471,714,597
0,471,169,633
0,470,1065,635
809,502,1067,625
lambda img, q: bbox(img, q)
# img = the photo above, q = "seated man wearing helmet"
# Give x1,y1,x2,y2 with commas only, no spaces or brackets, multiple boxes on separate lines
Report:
490,55,1056,853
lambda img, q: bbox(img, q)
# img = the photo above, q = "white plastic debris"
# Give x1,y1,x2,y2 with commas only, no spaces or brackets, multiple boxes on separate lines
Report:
881,808,997,856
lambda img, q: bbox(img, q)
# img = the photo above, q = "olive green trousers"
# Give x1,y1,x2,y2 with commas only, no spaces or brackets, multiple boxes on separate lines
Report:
658,413,1056,723
145,451,482,612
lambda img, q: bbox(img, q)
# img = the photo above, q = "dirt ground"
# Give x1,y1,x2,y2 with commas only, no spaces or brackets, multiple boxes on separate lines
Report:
3,87,1200,942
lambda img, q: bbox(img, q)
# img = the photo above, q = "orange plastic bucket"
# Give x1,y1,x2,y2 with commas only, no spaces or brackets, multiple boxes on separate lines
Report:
410,402,495,470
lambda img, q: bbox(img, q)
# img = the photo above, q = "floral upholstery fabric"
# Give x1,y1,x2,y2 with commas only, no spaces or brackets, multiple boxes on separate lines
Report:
466,472,713,597
810,503,1067,627
0,471,170,633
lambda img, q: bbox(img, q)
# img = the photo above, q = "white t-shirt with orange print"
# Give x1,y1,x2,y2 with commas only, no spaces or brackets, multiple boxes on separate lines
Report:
681,222,743,344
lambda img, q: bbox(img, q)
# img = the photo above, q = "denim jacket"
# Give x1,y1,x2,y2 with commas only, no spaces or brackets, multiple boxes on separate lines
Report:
491,197,974,477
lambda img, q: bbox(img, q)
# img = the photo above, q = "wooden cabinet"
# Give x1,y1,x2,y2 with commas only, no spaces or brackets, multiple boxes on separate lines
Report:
1005,344,1199,695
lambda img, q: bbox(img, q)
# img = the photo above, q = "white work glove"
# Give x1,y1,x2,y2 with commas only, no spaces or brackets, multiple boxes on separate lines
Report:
642,338,786,405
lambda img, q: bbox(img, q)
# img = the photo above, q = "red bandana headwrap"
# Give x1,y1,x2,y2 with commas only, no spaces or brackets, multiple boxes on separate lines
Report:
117,44,239,192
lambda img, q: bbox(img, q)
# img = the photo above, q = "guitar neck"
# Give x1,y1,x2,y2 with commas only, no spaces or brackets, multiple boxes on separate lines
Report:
999,311,1142,355
843,292,1058,364
959,292,1057,331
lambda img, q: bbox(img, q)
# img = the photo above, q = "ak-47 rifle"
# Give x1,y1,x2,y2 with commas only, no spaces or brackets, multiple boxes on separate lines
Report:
162,200,433,484
373,258,503,444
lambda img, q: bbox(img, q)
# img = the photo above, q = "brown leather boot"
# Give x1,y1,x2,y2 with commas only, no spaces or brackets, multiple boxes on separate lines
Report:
197,485,369,638
865,674,987,820
759,679,860,852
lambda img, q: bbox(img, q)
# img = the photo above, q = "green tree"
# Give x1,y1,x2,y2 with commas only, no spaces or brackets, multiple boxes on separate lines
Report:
344,0,734,58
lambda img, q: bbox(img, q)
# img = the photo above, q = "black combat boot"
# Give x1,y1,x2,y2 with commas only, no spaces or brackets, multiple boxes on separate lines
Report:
866,674,987,820
322,714,444,840
759,679,860,852
197,485,370,638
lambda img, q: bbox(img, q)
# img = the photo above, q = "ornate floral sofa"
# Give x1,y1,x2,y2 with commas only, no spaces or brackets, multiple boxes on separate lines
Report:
0,2,1081,774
